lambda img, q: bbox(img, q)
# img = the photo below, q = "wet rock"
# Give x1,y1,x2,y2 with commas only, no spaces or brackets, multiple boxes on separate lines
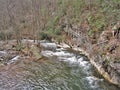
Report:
0,51,8,62
7,55,20,64
57,43,70,48
40,42,57,51
0,50,19,65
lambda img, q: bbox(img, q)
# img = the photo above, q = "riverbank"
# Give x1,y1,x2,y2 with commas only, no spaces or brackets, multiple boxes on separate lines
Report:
50,21,120,87
1,40,119,90
72,46,120,87
0,39,120,88
55,38,120,87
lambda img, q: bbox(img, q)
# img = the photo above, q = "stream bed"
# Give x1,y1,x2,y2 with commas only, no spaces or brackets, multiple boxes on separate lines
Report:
0,42,119,90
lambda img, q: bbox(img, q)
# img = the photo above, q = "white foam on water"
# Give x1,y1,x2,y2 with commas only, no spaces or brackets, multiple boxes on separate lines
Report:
41,49,91,70
76,57,92,76
0,51,7,54
41,47,104,89
56,48,66,51
85,76,103,89
59,56,77,63
40,43,57,51
41,50,73,58
41,48,99,85
41,49,92,73
54,51,73,57
78,57,89,66
41,50,54,57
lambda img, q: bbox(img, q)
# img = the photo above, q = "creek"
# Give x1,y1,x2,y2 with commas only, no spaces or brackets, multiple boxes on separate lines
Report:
0,41,119,90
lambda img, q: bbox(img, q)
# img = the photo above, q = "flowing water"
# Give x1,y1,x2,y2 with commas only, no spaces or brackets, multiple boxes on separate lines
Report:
0,42,119,90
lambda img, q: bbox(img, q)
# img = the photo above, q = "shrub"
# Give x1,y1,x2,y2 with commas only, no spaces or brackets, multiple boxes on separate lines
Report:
15,43,25,51
38,32,52,41
0,31,13,40
54,28,61,35
0,32,6,40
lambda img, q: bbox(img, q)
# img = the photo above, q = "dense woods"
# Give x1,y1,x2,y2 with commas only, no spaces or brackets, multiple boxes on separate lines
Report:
0,0,120,59
0,0,119,40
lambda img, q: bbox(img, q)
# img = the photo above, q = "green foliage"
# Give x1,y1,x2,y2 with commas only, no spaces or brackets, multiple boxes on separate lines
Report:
39,28,62,41
38,32,49,40
15,43,24,51
56,36,63,43
53,16,59,25
87,29,96,36
6,32,13,40
0,32,6,40
57,0,63,6
38,0,120,44
54,28,61,35
87,13,105,38
0,31,13,40
45,28,55,36
1,0,120,43
88,14,105,30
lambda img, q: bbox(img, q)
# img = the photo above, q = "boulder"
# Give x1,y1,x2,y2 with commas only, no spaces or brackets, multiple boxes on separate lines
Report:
40,42,57,51
57,43,70,48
